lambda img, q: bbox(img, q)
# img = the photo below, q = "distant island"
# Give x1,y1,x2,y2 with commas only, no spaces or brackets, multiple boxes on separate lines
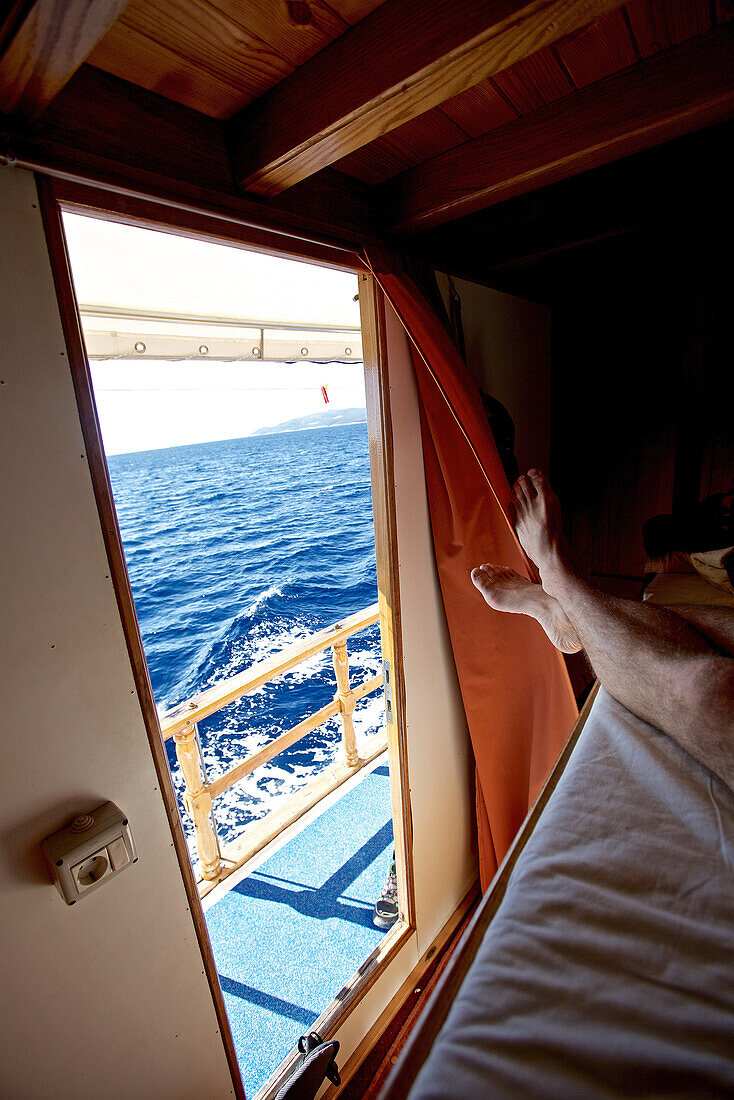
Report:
251,407,367,436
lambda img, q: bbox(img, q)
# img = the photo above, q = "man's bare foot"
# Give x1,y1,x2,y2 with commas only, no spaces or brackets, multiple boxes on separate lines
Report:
471,563,582,654
512,469,572,596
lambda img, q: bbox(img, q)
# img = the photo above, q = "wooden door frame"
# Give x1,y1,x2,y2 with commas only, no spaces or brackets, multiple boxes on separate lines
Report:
37,173,415,1097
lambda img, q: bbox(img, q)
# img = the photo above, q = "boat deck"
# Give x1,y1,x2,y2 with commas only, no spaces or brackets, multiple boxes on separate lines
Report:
204,756,394,1095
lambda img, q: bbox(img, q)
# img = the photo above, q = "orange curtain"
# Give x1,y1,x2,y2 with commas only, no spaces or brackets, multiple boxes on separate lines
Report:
366,250,577,888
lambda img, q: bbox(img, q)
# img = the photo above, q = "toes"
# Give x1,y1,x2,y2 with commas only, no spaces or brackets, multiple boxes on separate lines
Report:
472,563,498,584
513,477,530,506
527,468,545,489
522,473,538,499
472,563,521,586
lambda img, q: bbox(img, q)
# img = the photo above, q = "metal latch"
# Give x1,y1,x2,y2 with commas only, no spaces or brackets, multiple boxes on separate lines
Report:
382,658,393,723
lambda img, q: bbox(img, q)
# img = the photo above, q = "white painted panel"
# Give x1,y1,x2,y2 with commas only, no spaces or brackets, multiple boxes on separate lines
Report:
0,169,233,1098
384,304,476,952
325,299,475,1082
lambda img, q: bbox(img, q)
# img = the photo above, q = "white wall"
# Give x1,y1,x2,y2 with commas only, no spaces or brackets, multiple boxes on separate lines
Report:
0,168,234,1099
384,304,476,942
437,274,551,477
0,169,475,1097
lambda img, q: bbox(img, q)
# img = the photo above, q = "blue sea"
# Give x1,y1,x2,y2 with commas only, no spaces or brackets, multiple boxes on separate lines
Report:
108,423,384,852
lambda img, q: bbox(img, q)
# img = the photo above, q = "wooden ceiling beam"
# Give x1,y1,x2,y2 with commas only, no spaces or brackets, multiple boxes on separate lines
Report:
384,24,734,233
0,64,379,253
228,0,627,197
0,0,131,118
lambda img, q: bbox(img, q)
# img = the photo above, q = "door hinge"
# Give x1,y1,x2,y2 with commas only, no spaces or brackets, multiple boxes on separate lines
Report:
382,658,393,724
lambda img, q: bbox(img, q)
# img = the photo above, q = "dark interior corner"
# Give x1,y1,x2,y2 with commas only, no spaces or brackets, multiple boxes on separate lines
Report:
412,122,733,606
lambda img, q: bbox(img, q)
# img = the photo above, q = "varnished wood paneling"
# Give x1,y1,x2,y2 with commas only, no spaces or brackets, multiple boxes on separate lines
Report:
625,0,712,57
0,0,131,117
213,0,348,63
229,0,627,196
492,44,574,112
88,0,389,118
337,107,469,185
2,66,378,252
549,228,689,587
89,13,275,119
553,8,639,87
90,0,295,118
334,0,389,23
440,81,518,140
341,40,577,185
384,25,734,233
32,64,232,190
415,123,731,296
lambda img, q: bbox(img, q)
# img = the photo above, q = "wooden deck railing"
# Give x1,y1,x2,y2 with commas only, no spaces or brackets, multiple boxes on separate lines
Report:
159,604,386,895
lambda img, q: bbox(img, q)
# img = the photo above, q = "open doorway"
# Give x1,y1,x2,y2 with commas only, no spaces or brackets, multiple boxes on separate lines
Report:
62,212,410,1096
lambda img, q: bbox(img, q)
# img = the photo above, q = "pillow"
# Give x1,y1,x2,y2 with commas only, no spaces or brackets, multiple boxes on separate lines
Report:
689,546,734,593
644,550,695,575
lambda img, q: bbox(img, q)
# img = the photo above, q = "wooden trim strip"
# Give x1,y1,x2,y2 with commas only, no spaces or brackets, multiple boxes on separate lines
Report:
50,177,368,273
379,683,601,1099
35,174,245,1099
359,274,416,935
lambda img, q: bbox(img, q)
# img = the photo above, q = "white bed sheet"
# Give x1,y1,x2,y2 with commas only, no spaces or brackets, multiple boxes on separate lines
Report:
644,571,734,607
408,689,734,1098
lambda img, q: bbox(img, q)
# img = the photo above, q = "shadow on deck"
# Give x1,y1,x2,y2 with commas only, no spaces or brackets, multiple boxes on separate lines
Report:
204,759,394,1095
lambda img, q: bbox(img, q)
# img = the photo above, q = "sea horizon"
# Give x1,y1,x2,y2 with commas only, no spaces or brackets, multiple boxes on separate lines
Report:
104,407,368,457
108,422,384,855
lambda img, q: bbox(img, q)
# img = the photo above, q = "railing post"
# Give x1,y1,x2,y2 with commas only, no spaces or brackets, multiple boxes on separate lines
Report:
173,720,223,881
332,639,359,768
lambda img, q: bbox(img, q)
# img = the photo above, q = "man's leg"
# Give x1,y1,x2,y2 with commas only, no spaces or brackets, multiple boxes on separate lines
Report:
510,469,734,792
665,605,734,657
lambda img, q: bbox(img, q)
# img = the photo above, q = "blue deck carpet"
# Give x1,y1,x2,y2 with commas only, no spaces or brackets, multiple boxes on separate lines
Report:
205,762,394,1095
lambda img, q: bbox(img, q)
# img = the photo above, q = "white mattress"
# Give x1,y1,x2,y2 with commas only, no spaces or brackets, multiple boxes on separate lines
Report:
408,689,734,1098
644,571,734,607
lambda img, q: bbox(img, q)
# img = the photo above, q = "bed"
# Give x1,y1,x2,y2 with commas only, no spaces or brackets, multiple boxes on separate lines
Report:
382,577,734,1099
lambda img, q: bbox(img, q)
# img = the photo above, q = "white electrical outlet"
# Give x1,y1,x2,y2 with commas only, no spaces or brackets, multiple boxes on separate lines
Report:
42,802,137,905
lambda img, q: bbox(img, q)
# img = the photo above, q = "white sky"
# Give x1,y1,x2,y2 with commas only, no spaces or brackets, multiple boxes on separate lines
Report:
62,213,365,454
91,360,366,454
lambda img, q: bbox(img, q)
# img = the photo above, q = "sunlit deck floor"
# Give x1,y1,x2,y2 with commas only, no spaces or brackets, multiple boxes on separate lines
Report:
204,756,394,1096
